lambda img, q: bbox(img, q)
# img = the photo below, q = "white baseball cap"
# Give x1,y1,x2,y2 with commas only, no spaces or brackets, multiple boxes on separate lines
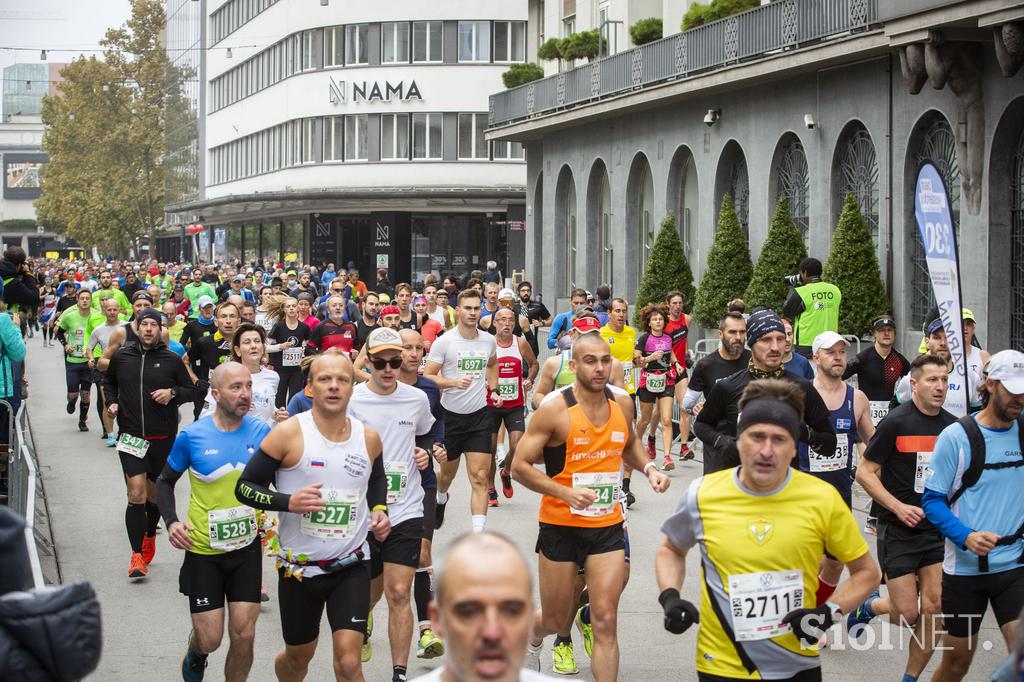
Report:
366,327,404,355
984,349,1024,395
196,295,215,309
498,287,516,301
811,330,849,355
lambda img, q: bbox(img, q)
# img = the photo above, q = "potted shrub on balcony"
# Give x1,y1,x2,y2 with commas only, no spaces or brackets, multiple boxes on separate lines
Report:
502,63,545,88
630,18,663,46
682,0,760,31
559,30,601,62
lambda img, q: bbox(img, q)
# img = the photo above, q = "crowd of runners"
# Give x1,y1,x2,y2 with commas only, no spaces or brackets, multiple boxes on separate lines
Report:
5,248,1024,682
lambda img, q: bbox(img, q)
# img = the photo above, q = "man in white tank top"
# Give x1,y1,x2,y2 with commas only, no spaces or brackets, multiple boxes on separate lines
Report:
349,328,436,682
235,350,391,681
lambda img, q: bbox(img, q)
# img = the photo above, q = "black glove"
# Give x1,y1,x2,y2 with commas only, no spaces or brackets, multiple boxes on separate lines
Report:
659,588,699,635
781,605,834,645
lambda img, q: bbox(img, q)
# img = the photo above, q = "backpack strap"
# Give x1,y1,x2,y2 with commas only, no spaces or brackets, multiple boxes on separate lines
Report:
947,416,985,507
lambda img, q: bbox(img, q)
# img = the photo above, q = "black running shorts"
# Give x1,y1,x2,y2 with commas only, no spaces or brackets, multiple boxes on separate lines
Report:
536,522,625,567
277,560,371,646
877,522,944,580
368,517,423,578
489,405,526,434
443,407,492,460
179,540,262,613
64,361,92,393
941,566,1024,637
118,436,174,481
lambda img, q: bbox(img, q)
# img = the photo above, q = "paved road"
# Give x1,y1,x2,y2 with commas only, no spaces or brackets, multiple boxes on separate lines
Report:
27,332,1010,681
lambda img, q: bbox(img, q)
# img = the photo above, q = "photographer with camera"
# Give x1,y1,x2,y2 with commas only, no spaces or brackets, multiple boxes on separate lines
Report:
782,257,841,358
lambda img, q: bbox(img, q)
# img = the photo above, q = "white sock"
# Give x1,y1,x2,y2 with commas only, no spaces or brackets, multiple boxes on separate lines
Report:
472,514,486,533
436,491,448,504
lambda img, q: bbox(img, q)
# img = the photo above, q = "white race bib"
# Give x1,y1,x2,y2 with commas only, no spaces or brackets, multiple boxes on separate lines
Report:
117,433,150,459
497,376,520,401
282,347,303,366
570,471,621,517
645,372,667,394
457,351,486,379
869,401,890,426
208,506,258,551
809,434,848,473
385,461,408,504
914,451,933,494
728,570,804,641
621,362,638,392
300,488,358,539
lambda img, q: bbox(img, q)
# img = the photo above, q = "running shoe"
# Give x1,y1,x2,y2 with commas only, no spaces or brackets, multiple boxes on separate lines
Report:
625,491,636,508
106,434,117,448
846,589,879,643
662,454,675,471
181,648,207,681
500,468,514,498
416,628,445,659
141,534,156,565
552,641,578,675
66,399,76,415
525,642,542,672
361,612,373,663
574,606,593,658
488,487,499,508
128,552,148,579
680,443,694,461
646,437,656,460
78,420,88,432
864,516,878,536
435,495,447,530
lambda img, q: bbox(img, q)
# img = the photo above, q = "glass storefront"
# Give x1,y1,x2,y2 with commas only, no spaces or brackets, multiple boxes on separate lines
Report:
243,223,260,263
261,221,281,263
283,219,304,265
410,214,507,288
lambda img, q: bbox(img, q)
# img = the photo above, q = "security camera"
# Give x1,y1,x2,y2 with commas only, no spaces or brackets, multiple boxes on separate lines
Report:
804,114,816,130
704,108,721,127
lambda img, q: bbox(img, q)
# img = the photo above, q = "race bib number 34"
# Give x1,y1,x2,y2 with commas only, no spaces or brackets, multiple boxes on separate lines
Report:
571,471,621,517
728,569,804,641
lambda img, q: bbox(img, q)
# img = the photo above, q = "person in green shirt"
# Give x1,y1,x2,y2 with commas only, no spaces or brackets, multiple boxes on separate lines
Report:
184,269,217,319
57,289,97,431
148,265,173,292
782,257,842,358
91,270,131,316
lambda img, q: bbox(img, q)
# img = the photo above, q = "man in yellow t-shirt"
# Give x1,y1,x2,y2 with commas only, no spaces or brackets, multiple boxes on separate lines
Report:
599,298,637,394
656,378,880,681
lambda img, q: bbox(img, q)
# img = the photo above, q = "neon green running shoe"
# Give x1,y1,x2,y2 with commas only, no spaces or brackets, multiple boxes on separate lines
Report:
574,606,593,658
416,628,445,659
552,641,578,675
361,612,373,663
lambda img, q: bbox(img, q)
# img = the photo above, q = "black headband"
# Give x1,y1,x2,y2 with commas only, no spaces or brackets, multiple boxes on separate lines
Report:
736,398,801,444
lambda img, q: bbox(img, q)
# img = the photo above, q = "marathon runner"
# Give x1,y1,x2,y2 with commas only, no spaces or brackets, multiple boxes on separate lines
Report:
91,269,131,315
184,268,218,319
56,288,96,431
86,297,126,446
517,280,552,358
397,328,448,661
156,362,270,682
513,333,669,681
198,322,280,428
600,298,639,505
922,350,1024,682
657,378,880,681
634,303,680,472
664,291,694,462
782,319,815,380
682,310,749,411
849,353,955,680
532,314,626,409
308,296,359,358
234,350,391,682
349,327,437,682
265,296,312,406
895,317,984,416
394,283,423,331
424,288,499,532
104,308,198,578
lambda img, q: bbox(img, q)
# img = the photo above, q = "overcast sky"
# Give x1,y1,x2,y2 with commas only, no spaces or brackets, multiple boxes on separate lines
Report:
0,0,132,114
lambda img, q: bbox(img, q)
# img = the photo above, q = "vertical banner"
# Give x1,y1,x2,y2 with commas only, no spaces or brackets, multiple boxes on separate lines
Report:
914,161,968,416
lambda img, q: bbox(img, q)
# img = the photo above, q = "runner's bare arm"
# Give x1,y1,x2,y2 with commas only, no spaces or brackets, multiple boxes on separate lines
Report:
510,401,588,503
655,537,689,591
610,359,626,389
853,388,875,443
423,359,462,390
366,424,392,541
829,552,881,615
97,326,126,372
532,357,558,409
352,345,370,383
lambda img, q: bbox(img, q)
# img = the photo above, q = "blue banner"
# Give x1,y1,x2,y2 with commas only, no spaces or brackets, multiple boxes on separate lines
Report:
914,161,968,416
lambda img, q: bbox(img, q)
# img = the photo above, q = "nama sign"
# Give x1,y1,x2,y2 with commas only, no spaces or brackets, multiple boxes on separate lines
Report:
329,76,423,104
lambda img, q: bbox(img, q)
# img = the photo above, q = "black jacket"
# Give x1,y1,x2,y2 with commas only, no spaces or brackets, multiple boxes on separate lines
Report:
0,508,101,681
0,260,40,309
104,341,197,438
694,368,836,473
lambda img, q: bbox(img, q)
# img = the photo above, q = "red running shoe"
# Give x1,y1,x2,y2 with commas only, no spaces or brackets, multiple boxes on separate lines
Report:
646,437,656,460
141,534,156,565
500,469,514,498
128,552,148,579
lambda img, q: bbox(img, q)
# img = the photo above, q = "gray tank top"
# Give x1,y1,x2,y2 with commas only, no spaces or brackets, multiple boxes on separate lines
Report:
276,411,371,576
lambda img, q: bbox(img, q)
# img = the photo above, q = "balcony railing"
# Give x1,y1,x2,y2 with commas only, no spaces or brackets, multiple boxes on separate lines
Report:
489,0,880,128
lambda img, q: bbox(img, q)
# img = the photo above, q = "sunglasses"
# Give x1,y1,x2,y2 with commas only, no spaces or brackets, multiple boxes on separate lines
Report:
370,357,403,370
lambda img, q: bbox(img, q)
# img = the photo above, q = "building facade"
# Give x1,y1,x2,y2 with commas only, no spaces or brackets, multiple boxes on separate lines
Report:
164,0,528,287
488,0,1024,351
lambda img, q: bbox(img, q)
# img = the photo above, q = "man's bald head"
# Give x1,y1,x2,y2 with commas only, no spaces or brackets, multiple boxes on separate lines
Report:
399,328,421,345
571,331,609,360
211,360,249,390
436,531,532,605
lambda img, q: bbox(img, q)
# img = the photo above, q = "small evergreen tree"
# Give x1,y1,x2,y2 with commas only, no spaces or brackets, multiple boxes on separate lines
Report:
559,30,600,61
633,213,696,325
744,196,808,313
502,63,545,88
629,18,663,46
823,193,891,337
537,38,562,62
693,195,753,328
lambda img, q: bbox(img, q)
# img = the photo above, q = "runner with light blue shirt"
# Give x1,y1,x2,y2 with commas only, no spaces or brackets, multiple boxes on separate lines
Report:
921,349,1024,682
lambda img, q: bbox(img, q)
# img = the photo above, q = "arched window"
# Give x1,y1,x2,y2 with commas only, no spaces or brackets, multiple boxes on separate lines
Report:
1012,129,1024,349
586,159,613,292
837,125,879,245
554,166,577,295
626,153,655,294
638,164,655,275
776,136,810,243
909,116,960,329
716,141,749,234
667,146,699,260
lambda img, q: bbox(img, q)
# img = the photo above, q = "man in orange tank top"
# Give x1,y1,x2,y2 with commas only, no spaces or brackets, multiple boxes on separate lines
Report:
512,333,670,681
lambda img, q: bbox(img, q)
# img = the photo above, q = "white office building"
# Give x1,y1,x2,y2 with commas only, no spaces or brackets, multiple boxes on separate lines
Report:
164,0,528,285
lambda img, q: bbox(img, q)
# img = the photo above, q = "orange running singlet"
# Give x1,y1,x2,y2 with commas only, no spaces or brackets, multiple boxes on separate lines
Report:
538,387,627,528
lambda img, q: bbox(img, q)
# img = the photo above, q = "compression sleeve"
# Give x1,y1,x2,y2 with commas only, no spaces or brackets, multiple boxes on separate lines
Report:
681,388,702,412
235,449,291,512
367,453,387,511
415,433,433,451
921,488,972,550
155,464,184,528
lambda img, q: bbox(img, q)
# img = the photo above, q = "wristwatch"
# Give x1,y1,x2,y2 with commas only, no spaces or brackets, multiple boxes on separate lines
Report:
169,387,177,399
825,601,842,622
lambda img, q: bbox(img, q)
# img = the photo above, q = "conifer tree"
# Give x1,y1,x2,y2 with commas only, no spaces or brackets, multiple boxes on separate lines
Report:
744,196,808,313
693,195,753,328
634,213,696,325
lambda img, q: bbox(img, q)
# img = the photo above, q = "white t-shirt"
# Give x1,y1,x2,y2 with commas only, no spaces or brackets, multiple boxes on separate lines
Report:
201,367,280,427
426,326,497,414
349,381,434,526
411,668,561,682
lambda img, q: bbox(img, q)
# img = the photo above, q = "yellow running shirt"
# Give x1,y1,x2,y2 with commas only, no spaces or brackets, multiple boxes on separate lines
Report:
661,468,867,680
600,323,637,394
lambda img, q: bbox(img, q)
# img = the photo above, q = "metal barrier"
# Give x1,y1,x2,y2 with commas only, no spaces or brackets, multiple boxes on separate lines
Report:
490,0,880,127
4,400,45,588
